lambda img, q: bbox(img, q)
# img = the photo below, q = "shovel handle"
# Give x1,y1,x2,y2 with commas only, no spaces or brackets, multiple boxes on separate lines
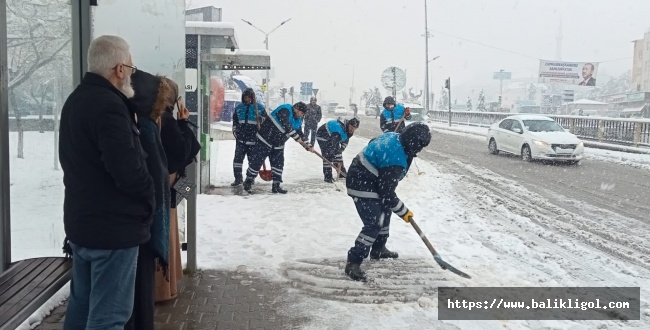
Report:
409,218,439,257
295,139,346,178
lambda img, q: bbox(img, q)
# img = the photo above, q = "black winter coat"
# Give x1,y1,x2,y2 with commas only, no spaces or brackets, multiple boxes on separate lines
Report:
160,112,201,206
59,73,154,249
304,104,322,126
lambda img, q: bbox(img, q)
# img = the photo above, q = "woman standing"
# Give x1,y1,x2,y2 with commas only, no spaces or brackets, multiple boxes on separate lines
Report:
155,78,201,302
126,70,173,330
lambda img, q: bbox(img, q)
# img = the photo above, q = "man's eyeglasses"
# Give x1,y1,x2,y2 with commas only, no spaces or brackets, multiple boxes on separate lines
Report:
114,63,137,75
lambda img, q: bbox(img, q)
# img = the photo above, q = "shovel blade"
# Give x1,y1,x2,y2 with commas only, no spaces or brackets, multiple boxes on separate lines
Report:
259,170,273,181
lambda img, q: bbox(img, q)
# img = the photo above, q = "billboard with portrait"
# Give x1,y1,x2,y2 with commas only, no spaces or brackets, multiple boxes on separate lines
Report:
538,60,599,86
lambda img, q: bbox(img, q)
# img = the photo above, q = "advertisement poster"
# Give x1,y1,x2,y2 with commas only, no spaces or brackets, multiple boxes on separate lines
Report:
538,60,599,86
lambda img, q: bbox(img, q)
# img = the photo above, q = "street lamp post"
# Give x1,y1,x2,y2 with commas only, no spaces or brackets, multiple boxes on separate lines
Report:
427,55,440,109
342,64,355,106
499,68,505,99
424,0,430,112
241,18,292,106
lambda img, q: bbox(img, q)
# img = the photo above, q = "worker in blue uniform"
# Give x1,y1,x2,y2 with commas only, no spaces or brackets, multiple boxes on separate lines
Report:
243,102,313,194
344,122,431,281
379,96,411,133
316,117,360,182
231,88,265,186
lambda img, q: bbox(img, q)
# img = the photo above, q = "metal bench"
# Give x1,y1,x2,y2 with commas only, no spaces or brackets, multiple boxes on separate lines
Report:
0,257,72,330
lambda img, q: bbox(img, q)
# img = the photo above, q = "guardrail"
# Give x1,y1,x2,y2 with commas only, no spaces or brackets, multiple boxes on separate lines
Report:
428,111,650,147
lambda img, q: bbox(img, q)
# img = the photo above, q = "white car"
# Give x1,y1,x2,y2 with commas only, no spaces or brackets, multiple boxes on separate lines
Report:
334,105,348,115
486,115,584,164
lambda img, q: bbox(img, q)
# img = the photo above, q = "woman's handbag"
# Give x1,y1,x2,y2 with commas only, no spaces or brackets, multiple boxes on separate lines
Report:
172,175,196,206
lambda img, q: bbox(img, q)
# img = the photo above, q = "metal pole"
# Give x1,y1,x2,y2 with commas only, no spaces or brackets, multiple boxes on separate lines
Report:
448,78,452,127
424,0,430,112
241,19,291,108
1,0,12,271
392,67,397,98
186,37,202,274
349,66,354,106
53,78,59,171
72,0,92,87
499,69,504,106
265,35,270,107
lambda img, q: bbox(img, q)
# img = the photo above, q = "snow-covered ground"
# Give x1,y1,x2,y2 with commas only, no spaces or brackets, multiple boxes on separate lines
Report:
427,121,650,171
11,129,650,329
200,136,648,329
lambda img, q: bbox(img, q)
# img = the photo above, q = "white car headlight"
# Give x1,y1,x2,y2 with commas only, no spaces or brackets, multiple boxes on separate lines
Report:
532,139,550,147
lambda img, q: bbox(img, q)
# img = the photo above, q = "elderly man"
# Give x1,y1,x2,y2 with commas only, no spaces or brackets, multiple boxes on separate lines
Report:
59,35,154,330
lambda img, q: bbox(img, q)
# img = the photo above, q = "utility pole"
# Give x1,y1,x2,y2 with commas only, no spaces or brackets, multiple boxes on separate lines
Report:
241,18,292,106
424,0,430,112
392,67,397,99
446,77,451,127
499,69,505,100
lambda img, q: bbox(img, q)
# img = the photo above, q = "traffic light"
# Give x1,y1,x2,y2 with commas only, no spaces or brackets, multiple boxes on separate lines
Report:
445,78,450,89
280,88,287,98
498,95,502,105
289,86,294,96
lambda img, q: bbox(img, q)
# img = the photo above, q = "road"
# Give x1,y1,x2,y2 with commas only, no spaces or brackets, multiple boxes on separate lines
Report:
349,113,650,222
327,113,650,270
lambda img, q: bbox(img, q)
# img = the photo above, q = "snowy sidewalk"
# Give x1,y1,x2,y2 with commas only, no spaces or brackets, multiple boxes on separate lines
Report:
35,269,307,330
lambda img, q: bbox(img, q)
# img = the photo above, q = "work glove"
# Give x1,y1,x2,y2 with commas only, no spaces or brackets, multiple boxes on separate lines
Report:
401,210,414,223
301,141,314,152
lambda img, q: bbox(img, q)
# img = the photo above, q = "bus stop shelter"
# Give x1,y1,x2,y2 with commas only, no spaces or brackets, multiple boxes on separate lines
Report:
0,1,269,327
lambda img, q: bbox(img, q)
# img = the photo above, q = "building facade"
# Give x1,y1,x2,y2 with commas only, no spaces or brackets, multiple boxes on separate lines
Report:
632,31,650,92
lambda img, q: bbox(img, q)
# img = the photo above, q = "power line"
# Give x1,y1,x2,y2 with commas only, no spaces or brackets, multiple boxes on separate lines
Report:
428,29,633,64
428,28,539,60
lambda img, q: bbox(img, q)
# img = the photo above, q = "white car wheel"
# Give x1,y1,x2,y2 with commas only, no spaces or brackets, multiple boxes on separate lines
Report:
521,144,533,162
488,138,499,155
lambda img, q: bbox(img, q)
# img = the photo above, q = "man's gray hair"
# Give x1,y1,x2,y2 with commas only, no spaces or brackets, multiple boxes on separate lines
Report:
87,35,131,78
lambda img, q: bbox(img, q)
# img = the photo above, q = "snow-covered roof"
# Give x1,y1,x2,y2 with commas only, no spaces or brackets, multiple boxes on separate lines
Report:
202,48,271,70
567,99,607,105
210,49,270,57
621,105,646,113
185,21,235,31
185,21,238,49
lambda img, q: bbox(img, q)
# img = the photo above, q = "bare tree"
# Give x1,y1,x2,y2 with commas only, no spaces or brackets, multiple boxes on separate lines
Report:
6,0,71,158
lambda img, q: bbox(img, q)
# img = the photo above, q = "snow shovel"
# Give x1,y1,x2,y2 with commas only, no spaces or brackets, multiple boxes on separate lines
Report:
254,100,273,182
413,159,425,176
409,217,471,279
296,139,346,179
259,161,272,182
393,116,406,133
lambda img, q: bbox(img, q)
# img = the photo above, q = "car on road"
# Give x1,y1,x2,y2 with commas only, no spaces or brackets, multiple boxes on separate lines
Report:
334,105,348,115
487,115,584,164
402,103,427,122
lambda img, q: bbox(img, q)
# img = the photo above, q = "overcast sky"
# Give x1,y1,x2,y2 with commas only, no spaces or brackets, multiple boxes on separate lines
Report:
189,0,650,102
